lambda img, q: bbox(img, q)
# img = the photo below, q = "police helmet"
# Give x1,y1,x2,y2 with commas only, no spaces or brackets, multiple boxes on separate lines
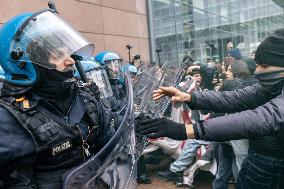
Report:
75,57,114,98
126,64,138,76
95,51,122,65
74,58,100,78
95,51,122,79
0,10,94,86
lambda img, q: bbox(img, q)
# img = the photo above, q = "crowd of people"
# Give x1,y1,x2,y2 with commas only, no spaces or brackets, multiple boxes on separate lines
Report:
135,45,259,187
137,30,284,189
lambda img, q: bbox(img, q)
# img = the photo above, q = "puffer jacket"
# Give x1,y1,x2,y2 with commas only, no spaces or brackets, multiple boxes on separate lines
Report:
190,84,284,156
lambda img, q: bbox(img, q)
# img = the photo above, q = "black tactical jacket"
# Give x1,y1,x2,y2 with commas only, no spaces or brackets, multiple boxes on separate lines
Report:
0,89,115,189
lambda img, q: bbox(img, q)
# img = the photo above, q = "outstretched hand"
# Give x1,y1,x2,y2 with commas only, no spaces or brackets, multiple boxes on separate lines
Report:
137,117,188,140
152,86,192,103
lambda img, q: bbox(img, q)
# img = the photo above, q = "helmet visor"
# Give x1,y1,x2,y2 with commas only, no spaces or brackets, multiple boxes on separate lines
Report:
11,11,94,69
106,60,122,79
86,68,113,98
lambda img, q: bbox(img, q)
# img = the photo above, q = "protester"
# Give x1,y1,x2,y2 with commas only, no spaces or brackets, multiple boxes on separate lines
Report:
213,60,257,189
157,66,212,187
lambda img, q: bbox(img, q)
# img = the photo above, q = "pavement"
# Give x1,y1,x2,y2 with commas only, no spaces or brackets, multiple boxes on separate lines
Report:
137,155,235,189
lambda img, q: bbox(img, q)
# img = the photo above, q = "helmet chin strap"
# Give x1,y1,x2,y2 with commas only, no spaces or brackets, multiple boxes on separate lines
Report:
71,55,89,83
70,54,97,88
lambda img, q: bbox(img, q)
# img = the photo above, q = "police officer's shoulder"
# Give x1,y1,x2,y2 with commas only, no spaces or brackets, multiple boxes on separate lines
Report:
0,104,14,115
0,101,26,125
0,93,39,115
78,88,101,105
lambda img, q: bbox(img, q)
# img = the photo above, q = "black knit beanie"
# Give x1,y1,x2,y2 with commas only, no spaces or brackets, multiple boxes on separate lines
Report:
255,29,284,67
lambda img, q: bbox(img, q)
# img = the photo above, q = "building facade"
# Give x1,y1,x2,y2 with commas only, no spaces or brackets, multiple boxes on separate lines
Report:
147,0,284,65
0,0,150,62
2,0,284,66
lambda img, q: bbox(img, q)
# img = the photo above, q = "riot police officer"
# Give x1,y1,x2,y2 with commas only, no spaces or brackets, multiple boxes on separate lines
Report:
95,51,126,100
76,57,125,131
0,9,115,189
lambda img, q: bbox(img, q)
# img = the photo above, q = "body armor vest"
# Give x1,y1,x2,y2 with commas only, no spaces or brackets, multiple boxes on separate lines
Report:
1,90,108,189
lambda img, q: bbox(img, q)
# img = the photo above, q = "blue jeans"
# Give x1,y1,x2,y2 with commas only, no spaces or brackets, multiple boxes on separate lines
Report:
212,143,237,189
213,139,249,189
236,150,284,189
170,139,210,172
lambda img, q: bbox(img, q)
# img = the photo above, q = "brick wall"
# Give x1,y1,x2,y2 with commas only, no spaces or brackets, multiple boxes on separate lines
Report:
0,0,150,61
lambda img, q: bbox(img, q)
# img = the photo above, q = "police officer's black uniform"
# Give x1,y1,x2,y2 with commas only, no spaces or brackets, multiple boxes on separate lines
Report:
0,74,115,189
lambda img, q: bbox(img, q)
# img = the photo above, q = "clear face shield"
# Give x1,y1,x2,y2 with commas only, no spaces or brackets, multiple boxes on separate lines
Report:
105,59,122,79
10,10,94,70
129,71,138,84
85,67,113,99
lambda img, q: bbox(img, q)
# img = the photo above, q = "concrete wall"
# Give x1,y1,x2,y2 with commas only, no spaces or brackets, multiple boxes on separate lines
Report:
0,0,150,62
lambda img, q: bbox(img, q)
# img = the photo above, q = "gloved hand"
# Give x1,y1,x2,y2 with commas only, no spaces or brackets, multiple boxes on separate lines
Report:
137,117,187,140
134,113,152,130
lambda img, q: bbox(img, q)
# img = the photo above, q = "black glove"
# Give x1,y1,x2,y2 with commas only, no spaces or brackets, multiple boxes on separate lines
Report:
137,117,187,140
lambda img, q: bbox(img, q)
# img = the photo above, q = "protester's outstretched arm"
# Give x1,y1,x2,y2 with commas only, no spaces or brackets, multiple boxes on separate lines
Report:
194,94,283,141
137,117,194,140
153,86,191,103
153,84,266,113
139,95,282,141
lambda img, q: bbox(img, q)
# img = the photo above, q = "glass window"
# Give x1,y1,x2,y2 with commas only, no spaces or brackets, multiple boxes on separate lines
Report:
219,31,233,58
209,29,222,61
240,23,248,36
152,0,175,19
154,18,178,65
247,7,255,20
231,22,240,34
207,0,220,15
177,26,196,62
220,1,230,17
208,13,220,29
149,0,284,65
240,11,248,23
221,17,231,33
192,0,205,10
239,0,248,11
193,8,208,30
231,12,240,23
175,0,192,5
154,18,176,37
194,28,209,63
175,2,194,32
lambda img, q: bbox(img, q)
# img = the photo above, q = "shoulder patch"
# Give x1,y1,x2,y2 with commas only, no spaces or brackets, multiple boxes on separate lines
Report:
52,140,72,156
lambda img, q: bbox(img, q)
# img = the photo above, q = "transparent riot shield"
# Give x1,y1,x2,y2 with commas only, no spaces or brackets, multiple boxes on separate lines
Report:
134,59,191,118
150,60,192,117
63,75,136,189
133,63,159,113
86,67,113,99
133,59,191,158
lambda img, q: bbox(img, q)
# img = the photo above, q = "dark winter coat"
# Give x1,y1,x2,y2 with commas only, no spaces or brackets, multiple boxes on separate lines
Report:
190,84,284,156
